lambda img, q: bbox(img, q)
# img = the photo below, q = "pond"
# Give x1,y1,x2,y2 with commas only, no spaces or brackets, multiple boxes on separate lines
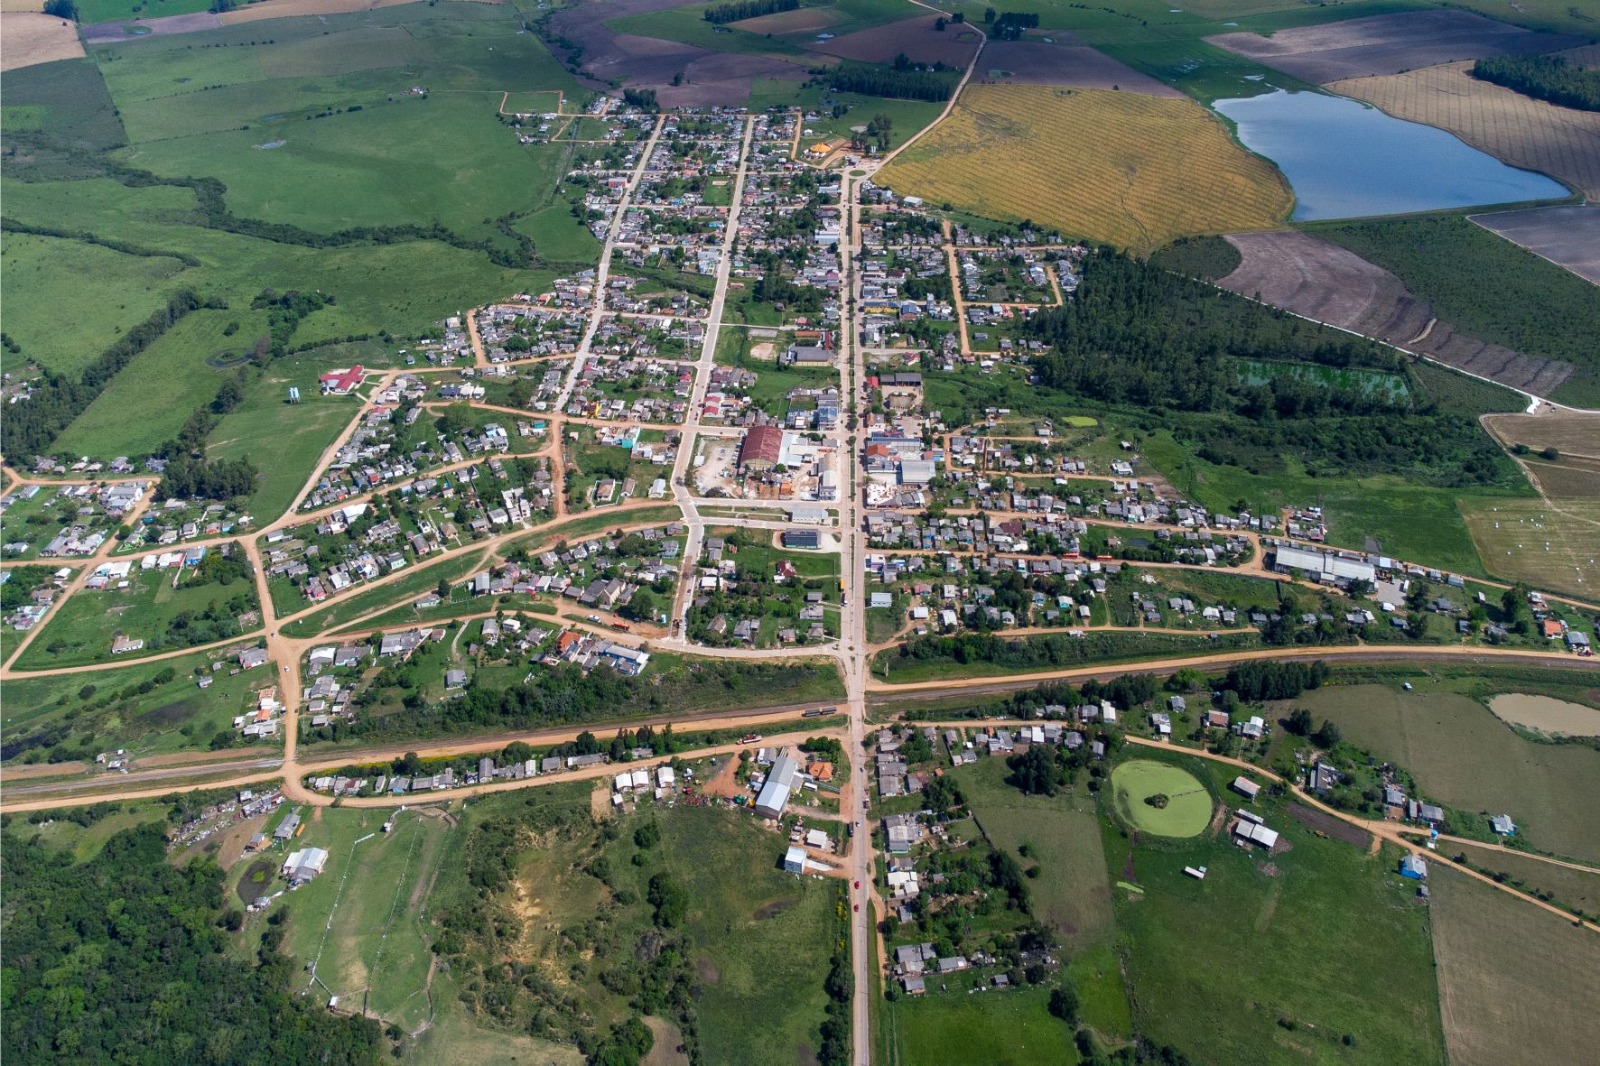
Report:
1212,89,1569,221
1488,693,1600,737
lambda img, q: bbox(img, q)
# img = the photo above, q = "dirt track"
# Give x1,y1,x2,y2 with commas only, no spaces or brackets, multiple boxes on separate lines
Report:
1206,11,1585,85
1217,230,1575,398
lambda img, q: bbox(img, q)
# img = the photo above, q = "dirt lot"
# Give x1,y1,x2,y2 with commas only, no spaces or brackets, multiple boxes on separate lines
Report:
1218,230,1574,397
1330,55,1600,200
81,11,223,43
977,36,1182,97
1,11,85,70
1206,11,1585,85
1430,866,1600,1066
1470,204,1600,285
809,15,980,69
1284,801,1371,850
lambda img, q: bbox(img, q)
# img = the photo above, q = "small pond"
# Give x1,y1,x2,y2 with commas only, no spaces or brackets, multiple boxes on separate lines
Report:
1212,88,1569,221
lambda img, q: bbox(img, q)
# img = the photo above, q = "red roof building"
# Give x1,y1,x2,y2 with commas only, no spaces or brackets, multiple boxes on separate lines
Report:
738,425,785,471
319,365,366,395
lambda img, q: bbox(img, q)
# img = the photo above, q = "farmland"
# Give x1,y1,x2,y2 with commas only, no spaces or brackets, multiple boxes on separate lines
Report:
1450,840,1600,919
1329,55,1600,200
1460,496,1600,599
878,986,1079,1066
1279,684,1600,864
1428,865,1600,1066
1471,203,1600,284
878,85,1291,254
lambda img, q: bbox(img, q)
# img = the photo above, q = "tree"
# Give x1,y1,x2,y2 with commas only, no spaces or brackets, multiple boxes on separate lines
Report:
437,577,452,599
1006,744,1062,796
634,821,661,849
1285,708,1313,736
934,16,946,29
1312,719,1342,750
646,872,687,928
984,6,996,21
501,740,534,764
625,588,658,622
42,0,76,17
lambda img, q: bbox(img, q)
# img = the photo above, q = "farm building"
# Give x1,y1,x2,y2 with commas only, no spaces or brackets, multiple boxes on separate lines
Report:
1491,814,1516,836
754,754,801,818
1231,776,1261,800
1399,855,1428,880
273,811,302,840
319,365,366,395
1233,820,1279,850
784,845,807,875
1272,544,1375,585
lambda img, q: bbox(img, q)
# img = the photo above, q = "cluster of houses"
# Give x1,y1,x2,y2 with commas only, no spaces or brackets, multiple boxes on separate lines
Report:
2,567,68,631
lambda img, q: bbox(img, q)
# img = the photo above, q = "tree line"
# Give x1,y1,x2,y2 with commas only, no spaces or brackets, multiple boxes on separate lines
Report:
1,823,385,1063
1471,53,1600,112
825,60,961,102
704,0,797,23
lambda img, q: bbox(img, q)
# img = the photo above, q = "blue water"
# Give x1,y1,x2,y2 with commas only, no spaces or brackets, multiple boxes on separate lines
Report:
1212,89,1569,221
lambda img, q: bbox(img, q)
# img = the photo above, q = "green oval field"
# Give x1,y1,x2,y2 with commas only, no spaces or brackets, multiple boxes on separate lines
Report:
1111,760,1212,837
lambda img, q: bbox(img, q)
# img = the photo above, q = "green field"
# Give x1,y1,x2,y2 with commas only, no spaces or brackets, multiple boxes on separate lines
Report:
1282,684,1600,864
1450,841,1600,920
13,558,262,670
1109,759,1212,837
0,233,193,376
960,757,1117,947
880,985,1080,1066
2,645,279,765
1107,752,1447,1065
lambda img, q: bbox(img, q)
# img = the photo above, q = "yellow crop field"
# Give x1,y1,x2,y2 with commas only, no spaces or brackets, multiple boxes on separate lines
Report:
877,85,1292,254
1330,52,1600,200
1460,497,1600,599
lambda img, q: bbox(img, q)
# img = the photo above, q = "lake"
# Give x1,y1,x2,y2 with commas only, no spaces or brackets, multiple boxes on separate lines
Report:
1212,89,1569,221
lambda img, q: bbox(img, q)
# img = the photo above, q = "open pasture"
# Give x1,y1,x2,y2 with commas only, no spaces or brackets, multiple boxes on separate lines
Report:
1217,229,1573,399
1109,759,1211,837
0,11,85,70
1451,839,1600,917
879,986,1078,1066
732,5,836,35
1329,57,1600,200
878,85,1290,254
1461,496,1600,599
220,0,424,25
1281,684,1600,863
1429,865,1600,1066
1206,10,1586,85
1471,203,1600,284
978,37,1182,97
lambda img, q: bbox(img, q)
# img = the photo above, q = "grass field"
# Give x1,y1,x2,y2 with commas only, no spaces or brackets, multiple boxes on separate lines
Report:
1459,496,1600,599
878,85,1291,254
14,558,262,670
55,307,271,457
1107,750,1447,1066
960,756,1117,947
273,805,455,1033
2,645,278,764
879,985,1079,1066
14,802,172,862
0,233,193,376
1429,864,1600,1066
1451,841,1600,919
1329,59,1600,200
1108,760,1213,837
1282,684,1600,864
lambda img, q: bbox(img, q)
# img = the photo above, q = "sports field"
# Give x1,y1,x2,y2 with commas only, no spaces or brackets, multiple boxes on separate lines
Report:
1109,760,1211,837
878,85,1290,253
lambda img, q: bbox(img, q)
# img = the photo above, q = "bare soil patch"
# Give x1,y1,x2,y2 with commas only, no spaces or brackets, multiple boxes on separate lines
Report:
1285,801,1371,850
1207,11,1585,85
237,856,277,905
665,50,807,108
641,1016,689,1066
978,38,1182,97
753,897,796,920
81,12,222,44
1470,205,1600,285
1218,230,1574,396
699,752,742,798
0,11,85,70
694,955,720,985
2,760,88,779
216,812,270,870
809,15,980,69
1329,58,1600,200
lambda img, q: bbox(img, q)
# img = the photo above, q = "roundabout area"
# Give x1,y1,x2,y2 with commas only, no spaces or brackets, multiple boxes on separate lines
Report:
1110,759,1212,838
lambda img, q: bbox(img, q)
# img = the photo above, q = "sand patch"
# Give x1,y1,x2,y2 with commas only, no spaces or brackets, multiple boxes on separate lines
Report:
1489,694,1600,738
0,11,85,71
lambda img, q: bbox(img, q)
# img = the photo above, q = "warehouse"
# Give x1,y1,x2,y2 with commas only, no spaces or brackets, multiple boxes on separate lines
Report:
754,753,801,818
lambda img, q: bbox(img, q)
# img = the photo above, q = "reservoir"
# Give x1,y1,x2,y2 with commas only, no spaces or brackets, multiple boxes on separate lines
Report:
1212,89,1569,221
